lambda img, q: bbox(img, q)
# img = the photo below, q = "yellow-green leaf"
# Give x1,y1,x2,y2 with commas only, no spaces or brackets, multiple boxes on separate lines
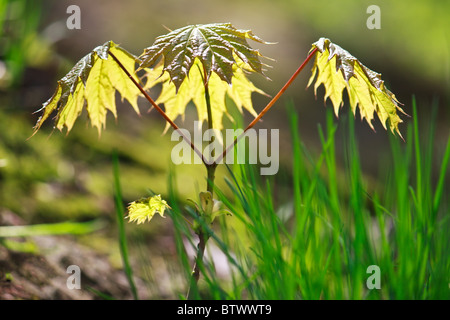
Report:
144,58,266,130
126,195,171,225
33,41,141,135
307,38,407,138
56,80,86,132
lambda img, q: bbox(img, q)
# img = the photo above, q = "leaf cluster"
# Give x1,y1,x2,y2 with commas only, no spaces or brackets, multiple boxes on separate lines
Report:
33,24,271,134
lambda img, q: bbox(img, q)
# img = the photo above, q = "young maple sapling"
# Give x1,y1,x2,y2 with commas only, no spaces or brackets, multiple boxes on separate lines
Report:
32,23,406,299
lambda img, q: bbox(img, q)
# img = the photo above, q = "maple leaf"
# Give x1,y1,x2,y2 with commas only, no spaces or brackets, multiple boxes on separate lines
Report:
143,58,267,130
307,38,407,138
139,23,270,91
33,41,141,135
127,195,171,224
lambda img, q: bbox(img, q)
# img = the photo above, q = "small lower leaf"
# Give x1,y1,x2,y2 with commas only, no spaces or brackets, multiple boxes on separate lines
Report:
127,195,171,224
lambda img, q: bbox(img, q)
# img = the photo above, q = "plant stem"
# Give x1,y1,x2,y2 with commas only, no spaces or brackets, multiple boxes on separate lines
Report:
185,47,318,297
187,227,207,299
187,71,217,300
202,74,218,197
215,47,318,164
203,78,218,194
109,51,206,163
112,150,139,300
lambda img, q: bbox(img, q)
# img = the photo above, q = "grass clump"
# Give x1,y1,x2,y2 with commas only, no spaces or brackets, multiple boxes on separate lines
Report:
163,99,449,300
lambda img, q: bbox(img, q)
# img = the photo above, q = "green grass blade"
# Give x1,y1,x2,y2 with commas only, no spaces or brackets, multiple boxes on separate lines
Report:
112,150,139,300
433,136,450,215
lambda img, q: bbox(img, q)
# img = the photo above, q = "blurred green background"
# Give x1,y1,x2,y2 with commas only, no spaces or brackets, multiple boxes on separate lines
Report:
0,0,449,298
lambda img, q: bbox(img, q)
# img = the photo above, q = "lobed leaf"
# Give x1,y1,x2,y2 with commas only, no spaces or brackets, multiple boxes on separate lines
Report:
33,41,141,135
139,23,270,91
143,58,267,130
307,38,407,138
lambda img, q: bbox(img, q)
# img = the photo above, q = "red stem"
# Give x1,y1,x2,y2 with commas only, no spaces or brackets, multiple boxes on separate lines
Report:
215,47,318,164
109,51,205,163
